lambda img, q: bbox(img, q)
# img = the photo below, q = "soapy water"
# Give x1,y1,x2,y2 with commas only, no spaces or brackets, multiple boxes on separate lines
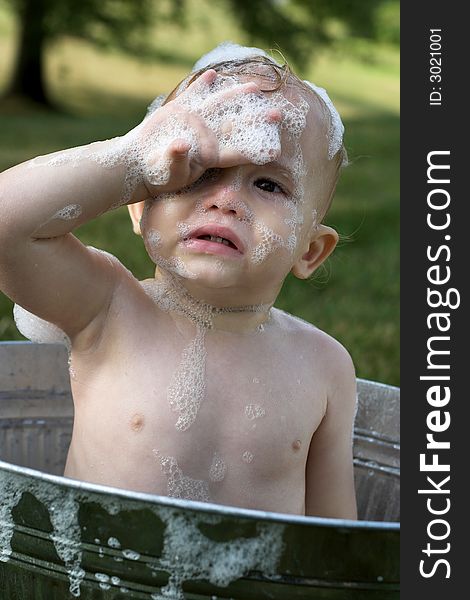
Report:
30,59,311,216
1,467,285,597
245,404,266,420
14,264,273,442
251,220,285,264
33,203,83,236
167,325,207,432
151,507,285,599
191,41,344,160
191,41,274,74
13,303,72,352
0,471,84,596
54,204,82,220
190,42,344,160
154,451,211,503
122,549,141,561
140,270,272,436
303,80,344,160
242,451,254,464
153,449,226,502
209,453,227,483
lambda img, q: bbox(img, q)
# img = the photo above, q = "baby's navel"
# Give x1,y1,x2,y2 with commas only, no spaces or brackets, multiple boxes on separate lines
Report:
292,439,302,451
130,413,145,432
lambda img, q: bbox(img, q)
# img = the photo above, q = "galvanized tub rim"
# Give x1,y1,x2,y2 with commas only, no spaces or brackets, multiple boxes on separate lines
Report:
0,458,399,532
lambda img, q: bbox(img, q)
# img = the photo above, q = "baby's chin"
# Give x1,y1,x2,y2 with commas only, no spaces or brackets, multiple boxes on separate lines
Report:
176,256,246,289
183,255,292,299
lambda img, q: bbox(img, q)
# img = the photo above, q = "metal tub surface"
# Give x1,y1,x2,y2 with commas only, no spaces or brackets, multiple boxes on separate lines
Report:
0,342,400,599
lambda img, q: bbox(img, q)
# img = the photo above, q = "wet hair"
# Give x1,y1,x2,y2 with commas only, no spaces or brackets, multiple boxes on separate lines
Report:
162,55,347,221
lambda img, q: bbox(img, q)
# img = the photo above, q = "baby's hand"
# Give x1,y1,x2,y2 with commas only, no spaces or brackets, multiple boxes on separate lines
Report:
136,70,282,195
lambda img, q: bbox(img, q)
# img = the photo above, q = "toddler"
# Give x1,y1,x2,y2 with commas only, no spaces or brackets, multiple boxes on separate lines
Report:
0,43,357,518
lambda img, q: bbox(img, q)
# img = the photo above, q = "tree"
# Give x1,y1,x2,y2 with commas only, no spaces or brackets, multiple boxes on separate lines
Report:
2,0,163,106
2,0,397,107
224,0,394,67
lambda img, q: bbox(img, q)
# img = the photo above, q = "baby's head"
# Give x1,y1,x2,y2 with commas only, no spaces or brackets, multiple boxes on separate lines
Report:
130,43,346,303
153,43,346,222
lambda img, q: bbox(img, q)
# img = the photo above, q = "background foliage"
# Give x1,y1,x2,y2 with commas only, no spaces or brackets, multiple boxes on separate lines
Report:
0,0,399,385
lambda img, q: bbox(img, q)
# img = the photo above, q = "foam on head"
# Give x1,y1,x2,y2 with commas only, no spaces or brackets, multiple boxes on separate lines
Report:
142,87,310,273
192,41,273,72
32,43,344,221
183,41,344,164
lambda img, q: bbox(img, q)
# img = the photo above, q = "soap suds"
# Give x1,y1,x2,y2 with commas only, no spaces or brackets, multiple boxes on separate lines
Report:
13,304,71,350
54,204,82,220
167,326,207,432
190,41,344,160
0,478,23,563
122,549,141,561
242,450,254,463
242,451,254,464
245,404,266,420
140,272,272,433
209,453,227,482
0,471,84,596
155,451,211,503
149,507,285,598
1,464,285,599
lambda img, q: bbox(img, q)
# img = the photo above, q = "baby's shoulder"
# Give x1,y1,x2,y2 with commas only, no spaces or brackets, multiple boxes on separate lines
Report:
270,308,355,380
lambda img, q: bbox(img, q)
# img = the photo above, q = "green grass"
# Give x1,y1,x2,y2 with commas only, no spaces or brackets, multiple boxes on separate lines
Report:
0,5,399,386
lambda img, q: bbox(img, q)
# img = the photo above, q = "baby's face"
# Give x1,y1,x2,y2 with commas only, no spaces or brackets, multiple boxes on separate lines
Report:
141,85,331,303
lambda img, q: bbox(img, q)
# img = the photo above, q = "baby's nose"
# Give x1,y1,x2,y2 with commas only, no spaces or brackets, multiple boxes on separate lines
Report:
202,183,246,218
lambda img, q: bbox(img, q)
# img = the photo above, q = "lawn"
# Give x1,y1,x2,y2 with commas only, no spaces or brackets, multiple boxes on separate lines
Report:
0,3,399,385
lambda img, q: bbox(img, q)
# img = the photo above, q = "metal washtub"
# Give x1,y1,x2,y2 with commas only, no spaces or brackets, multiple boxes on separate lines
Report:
0,341,399,599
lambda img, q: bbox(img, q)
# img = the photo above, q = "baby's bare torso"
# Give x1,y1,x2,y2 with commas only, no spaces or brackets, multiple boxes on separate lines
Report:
65,274,328,515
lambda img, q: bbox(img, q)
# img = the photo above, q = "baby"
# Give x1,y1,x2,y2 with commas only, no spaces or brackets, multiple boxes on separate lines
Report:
0,43,357,518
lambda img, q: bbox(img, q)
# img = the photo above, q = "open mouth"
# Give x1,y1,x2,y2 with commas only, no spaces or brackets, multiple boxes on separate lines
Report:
196,234,238,249
183,224,245,256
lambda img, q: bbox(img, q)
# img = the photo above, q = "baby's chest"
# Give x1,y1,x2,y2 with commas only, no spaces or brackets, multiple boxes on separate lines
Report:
89,323,324,471
186,356,323,474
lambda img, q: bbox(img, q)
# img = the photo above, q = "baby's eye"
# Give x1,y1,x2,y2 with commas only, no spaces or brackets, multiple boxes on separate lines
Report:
181,168,221,193
254,178,285,194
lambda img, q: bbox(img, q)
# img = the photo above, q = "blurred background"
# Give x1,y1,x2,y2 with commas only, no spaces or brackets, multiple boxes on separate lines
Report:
0,0,399,385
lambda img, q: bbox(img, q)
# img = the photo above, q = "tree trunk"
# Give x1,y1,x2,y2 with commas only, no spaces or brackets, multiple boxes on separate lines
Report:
5,0,51,105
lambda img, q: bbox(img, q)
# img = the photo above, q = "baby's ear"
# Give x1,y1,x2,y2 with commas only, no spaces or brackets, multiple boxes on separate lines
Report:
127,201,146,236
291,225,338,279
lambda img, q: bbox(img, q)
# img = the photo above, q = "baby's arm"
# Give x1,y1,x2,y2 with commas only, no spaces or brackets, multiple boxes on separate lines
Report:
0,71,276,348
305,342,358,519
0,138,142,347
